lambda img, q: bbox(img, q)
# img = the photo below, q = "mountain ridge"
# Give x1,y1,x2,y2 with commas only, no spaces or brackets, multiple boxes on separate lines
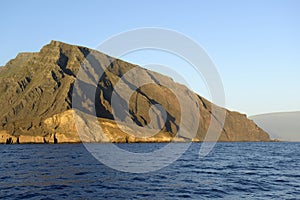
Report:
0,40,271,144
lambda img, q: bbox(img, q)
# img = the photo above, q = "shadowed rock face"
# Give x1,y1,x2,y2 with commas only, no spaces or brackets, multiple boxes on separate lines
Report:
0,40,270,143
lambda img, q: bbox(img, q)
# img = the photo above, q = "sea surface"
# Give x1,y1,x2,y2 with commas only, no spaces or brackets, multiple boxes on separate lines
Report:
0,142,299,199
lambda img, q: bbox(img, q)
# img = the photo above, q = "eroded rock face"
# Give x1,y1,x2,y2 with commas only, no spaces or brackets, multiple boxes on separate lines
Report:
42,110,176,143
0,130,44,144
0,41,271,143
18,135,44,144
0,130,18,144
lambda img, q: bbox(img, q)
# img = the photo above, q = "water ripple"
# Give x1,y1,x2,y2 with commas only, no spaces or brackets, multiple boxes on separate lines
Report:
0,143,299,199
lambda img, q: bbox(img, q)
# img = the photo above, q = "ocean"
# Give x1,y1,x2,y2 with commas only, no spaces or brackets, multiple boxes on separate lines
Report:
0,142,299,199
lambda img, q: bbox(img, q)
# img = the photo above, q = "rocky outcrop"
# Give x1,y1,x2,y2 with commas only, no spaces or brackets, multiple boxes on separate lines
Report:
18,135,44,144
43,110,182,143
0,130,45,144
0,110,183,143
0,40,271,143
0,130,18,144
221,111,270,141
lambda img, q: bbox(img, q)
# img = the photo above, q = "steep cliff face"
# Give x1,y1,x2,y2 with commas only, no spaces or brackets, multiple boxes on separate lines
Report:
0,41,270,143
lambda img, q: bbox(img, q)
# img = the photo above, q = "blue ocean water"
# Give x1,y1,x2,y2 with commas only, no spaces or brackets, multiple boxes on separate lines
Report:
0,142,299,199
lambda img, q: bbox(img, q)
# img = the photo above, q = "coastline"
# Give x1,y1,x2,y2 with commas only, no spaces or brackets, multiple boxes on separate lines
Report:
0,135,279,145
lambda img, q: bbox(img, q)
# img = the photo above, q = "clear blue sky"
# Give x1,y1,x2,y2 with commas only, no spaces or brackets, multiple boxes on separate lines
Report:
1,0,299,116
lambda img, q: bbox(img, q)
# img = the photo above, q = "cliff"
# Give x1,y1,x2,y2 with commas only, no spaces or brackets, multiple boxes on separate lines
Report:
0,40,271,143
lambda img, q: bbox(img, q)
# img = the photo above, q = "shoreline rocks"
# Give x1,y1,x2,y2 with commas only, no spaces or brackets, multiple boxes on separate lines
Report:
0,130,18,144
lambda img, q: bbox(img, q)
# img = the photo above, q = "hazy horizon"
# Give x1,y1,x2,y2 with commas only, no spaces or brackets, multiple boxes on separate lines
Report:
250,111,300,141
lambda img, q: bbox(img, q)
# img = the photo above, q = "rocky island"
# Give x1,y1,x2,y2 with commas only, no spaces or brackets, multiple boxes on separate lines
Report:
0,41,271,144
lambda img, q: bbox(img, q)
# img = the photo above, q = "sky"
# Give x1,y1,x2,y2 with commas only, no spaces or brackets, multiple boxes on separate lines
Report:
0,0,299,116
